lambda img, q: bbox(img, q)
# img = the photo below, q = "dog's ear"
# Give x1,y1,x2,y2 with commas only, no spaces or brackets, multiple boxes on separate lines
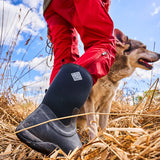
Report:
114,29,130,55
114,28,128,44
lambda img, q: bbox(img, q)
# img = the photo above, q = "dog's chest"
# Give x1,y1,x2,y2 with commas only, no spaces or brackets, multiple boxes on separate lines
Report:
94,79,119,109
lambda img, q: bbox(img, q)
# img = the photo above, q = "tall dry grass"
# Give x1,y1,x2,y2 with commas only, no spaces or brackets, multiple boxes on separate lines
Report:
0,83,160,159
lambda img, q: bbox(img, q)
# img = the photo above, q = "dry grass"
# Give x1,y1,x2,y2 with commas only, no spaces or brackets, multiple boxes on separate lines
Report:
0,88,160,160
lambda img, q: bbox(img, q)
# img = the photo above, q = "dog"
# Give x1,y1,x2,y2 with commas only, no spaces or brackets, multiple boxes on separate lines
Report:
77,28,160,139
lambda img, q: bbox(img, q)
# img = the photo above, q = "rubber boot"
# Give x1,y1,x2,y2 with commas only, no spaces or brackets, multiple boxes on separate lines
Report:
16,63,93,155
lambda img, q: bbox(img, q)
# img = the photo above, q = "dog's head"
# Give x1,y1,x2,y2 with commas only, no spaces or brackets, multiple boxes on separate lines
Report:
114,29,160,70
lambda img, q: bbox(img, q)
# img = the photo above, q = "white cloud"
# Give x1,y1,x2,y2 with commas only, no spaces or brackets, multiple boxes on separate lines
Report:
13,60,28,68
132,69,154,80
22,0,43,9
13,56,53,73
17,48,26,55
24,73,50,88
0,1,45,45
29,57,50,73
11,55,53,103
39,4,43,16
12,56,52,103
158,82,160,90
22,72,50,103
129,60,160,80
151,3,160,15
152,61,160,75
23,73,50,91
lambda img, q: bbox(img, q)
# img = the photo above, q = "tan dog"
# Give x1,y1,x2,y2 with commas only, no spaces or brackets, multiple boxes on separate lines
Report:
77,29,160,139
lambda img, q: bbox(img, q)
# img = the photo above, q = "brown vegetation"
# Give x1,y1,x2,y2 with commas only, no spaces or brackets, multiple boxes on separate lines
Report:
0,86,160,160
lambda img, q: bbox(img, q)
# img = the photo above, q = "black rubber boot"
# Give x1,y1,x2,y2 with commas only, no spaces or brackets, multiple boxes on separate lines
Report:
16,63,93,155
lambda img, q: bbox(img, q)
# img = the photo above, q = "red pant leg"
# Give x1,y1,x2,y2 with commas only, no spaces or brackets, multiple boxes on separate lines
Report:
44,0,116,84
44,11,79,84
72,0,116,83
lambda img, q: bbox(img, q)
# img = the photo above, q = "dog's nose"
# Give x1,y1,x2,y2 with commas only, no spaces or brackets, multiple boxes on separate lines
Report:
158,54,160,59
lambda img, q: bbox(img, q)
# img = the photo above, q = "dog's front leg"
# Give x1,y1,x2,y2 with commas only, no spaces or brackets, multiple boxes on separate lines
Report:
84,100,97,140
99,102,112,130
86,114,97,139
99,114,108,130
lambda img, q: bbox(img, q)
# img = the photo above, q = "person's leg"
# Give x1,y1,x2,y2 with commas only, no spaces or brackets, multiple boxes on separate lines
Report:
44,10,79,84
49,0,116,83
16,4,93,155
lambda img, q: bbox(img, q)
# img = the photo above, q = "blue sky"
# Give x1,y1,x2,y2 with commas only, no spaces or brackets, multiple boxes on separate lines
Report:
0,0,160,102
111,0,160,53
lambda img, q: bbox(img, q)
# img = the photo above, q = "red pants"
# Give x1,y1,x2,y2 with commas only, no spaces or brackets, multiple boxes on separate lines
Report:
44,0,116,85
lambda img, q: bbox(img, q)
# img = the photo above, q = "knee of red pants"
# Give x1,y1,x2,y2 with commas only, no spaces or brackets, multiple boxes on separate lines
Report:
74,46,116,84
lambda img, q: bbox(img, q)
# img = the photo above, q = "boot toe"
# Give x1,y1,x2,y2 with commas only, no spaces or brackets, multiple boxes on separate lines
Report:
15,104,82,155
16,124,58,155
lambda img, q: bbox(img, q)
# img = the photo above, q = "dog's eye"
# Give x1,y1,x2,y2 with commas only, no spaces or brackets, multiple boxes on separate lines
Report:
142,45,146,49
124,51,130,55
124,50,129,55
124,48,130,53
124,43,132,54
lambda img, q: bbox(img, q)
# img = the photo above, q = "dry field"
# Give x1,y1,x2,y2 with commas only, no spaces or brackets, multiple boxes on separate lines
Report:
0,84,160,160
